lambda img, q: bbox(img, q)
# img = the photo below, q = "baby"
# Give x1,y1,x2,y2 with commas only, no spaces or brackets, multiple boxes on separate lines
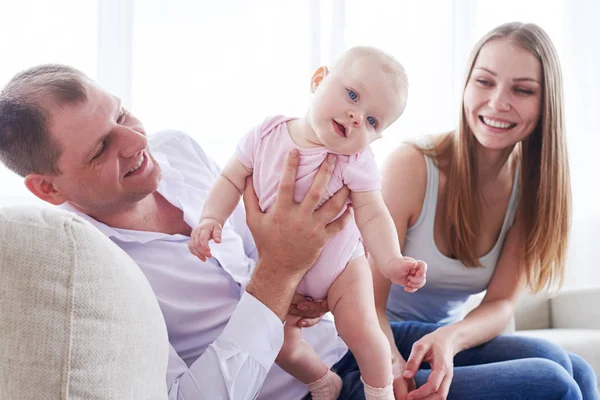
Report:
189,46,427,400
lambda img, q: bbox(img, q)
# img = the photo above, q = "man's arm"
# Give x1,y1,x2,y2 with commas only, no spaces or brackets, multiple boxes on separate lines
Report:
170,149,351,399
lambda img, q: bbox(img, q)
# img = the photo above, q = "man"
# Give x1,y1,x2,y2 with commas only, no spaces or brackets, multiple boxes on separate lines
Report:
1,64,405,399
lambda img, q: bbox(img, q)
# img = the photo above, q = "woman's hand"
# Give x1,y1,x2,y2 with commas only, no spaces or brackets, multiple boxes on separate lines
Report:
288,293,330,327
392,349,416,399
403,327,455,400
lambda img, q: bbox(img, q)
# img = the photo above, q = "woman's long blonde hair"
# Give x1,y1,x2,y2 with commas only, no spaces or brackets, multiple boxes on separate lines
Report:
420,22,571,292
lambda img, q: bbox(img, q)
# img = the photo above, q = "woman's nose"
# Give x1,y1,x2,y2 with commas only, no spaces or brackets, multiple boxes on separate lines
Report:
488,90,511,112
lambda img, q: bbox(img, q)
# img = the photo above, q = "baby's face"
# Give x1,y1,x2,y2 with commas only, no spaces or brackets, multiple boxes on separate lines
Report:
307,59,405,155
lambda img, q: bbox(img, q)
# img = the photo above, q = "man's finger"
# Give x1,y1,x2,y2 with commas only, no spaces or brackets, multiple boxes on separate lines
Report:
275,149,300,208
324,205,352,237
297,316,322,328
300,153,336,213
318,183,350,223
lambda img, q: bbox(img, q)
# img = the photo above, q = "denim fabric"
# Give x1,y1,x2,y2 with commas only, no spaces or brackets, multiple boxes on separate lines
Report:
330,321,599,400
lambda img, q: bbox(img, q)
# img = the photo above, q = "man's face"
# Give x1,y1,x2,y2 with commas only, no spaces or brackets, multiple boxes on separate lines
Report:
48,82,161,215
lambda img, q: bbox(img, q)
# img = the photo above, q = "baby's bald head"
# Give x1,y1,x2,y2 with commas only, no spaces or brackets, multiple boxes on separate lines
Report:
331,46,408,113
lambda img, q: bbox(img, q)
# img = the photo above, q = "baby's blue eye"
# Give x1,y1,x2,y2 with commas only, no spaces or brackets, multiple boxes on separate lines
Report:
367,116,376,126
347,89,358,102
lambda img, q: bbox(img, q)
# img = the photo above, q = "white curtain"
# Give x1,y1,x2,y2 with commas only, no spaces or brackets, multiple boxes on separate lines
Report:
0,0,598,287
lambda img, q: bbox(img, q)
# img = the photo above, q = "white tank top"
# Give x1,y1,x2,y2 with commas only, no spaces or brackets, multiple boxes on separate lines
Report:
386,142,520,324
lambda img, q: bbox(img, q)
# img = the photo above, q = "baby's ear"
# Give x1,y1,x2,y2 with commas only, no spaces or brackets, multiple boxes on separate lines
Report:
310,66,329,93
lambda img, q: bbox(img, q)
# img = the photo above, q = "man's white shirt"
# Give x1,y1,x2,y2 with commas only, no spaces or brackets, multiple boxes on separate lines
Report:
62,131,348,400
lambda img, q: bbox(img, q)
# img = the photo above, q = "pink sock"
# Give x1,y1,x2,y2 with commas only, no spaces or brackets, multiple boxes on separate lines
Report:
361,376,394,400
307,370,342,400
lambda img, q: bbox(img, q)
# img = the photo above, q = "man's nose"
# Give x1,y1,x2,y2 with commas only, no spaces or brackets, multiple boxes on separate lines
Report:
116,125,148,158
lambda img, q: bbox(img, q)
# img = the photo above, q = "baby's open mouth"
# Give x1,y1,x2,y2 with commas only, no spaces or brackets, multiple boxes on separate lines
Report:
333,120,346,137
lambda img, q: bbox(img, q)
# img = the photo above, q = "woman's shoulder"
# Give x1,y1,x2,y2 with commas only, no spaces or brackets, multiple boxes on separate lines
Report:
381,137,433,227
382,133,445,180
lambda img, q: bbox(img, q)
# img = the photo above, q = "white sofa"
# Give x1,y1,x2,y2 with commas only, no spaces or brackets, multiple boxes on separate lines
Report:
0,206,169,399
465,288,600,386
513,289,600,381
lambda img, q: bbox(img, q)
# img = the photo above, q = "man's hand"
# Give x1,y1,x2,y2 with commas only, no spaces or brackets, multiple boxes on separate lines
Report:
244,149,352,321
403,328,455,400
288,293,330,327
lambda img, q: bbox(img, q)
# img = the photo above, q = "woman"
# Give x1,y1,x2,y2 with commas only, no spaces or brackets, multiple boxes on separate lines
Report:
374,22,600,399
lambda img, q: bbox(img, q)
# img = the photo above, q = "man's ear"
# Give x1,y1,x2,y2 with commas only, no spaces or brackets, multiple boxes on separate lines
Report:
24,174,67,206
310,66,329,93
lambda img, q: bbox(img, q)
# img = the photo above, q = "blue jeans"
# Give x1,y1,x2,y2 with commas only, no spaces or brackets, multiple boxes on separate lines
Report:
332,321,599,400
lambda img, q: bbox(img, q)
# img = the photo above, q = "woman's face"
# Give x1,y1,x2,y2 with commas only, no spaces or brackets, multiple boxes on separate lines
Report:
463,38,542,151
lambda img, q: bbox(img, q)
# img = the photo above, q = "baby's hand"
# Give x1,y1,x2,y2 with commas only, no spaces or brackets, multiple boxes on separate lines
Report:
189,218,223,262
381,256,427,292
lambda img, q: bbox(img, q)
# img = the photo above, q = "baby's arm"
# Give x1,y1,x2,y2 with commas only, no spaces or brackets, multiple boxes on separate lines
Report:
189,156,252,261
351,190,426,291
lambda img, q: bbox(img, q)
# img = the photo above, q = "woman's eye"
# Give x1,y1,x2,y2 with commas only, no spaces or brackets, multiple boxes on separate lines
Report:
367,116,377,127
514,88,534,95
347,89,358,102
476,79,492,87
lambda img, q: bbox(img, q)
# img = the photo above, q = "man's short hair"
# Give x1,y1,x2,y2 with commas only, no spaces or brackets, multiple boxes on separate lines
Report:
0,64,89,177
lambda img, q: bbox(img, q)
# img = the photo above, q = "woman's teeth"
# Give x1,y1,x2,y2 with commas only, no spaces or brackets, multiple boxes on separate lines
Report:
128,153,144,174
482,117,516,129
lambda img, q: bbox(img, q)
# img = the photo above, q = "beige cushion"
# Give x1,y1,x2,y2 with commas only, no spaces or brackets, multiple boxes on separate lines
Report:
514,291,552,330
515,329,600,384
0,207,169,399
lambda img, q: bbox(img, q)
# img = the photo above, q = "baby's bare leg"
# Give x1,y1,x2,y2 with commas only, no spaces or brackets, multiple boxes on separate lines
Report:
328,256,394,394
276,315,342,400
276,315,328,383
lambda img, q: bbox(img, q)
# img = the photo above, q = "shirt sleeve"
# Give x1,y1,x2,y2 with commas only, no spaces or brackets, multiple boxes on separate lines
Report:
167,292,284,400
342,147,382,192
235,124,261,171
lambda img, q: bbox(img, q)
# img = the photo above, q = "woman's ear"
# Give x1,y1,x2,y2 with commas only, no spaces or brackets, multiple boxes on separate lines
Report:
24,174,68,206
310,66,329,93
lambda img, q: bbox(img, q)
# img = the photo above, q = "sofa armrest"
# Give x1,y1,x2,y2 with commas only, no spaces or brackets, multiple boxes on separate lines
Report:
551,287,600,329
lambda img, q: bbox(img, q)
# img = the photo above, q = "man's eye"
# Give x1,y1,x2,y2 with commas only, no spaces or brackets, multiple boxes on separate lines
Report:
118,109,127,123
92,141,106,160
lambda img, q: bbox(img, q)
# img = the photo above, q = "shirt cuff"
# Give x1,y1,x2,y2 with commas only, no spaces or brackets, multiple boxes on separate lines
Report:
219,291,284,368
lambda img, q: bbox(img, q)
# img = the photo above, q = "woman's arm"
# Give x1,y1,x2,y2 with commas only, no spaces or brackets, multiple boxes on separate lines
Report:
402,216,527,400
438,217,526,353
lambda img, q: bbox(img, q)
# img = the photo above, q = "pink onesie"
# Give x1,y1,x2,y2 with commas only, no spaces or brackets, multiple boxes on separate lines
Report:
235,116,381,299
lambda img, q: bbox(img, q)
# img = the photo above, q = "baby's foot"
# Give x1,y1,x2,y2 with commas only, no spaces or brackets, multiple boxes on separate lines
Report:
308,370,342,400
